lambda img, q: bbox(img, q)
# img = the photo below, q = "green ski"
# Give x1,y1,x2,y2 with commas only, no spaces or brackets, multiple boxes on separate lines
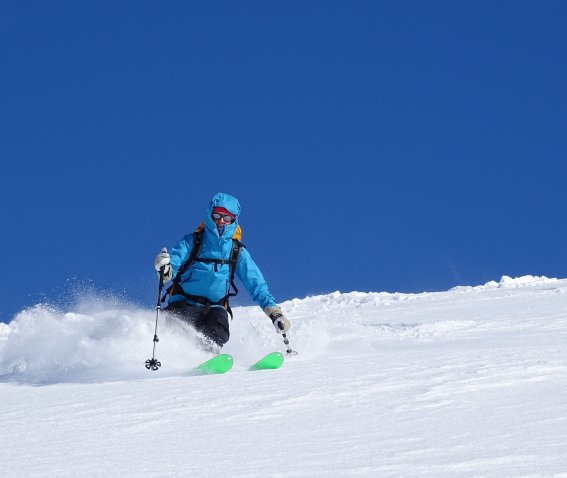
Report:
196,354,234,374
250,352,285,371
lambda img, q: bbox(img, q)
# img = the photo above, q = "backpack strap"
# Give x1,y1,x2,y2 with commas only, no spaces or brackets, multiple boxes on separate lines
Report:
227,238,243,298
220,238,244,319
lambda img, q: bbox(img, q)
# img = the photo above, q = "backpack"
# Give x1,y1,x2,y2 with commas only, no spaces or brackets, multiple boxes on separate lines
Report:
163,226,244,318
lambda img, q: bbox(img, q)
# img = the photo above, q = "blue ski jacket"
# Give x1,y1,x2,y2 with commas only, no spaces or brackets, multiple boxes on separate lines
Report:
168,193,277,309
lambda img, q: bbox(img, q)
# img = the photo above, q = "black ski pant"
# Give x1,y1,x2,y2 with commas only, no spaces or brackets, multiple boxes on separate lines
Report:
165,300,230,347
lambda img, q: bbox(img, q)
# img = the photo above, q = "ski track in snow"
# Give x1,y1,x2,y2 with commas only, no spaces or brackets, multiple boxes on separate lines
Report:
1,275,567,477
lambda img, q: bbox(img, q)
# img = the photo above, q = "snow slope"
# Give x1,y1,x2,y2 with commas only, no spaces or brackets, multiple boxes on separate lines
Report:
1,275,567,477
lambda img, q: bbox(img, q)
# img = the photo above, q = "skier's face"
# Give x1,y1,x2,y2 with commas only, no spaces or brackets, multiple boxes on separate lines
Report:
211,207,236,229
212,213,234,229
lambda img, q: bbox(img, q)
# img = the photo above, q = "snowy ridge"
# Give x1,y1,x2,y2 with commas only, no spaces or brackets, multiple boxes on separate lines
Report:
451,274,560,291
1,277,567,477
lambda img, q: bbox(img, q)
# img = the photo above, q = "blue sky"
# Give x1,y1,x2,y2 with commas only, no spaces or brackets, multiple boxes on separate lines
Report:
1,1,566,322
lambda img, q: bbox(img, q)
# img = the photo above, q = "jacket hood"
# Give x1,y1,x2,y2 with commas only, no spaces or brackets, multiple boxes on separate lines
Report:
204,193,241,239
209,193,241,217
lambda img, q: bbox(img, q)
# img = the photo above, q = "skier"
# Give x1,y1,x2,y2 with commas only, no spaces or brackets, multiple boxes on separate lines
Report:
153,192,290,349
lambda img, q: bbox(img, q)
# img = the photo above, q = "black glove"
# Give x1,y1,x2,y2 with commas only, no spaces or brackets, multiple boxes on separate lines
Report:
263,306,290,334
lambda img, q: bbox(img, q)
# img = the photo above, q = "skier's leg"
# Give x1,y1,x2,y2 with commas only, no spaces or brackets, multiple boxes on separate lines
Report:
164,301,204,326
165,301,229,348
195,306,230,347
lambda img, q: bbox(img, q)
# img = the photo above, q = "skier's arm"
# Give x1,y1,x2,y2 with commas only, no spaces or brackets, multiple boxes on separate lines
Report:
235,248,277,309
235,248,290,334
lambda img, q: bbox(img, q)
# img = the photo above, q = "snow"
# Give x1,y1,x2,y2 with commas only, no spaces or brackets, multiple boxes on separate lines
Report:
1,276,567,477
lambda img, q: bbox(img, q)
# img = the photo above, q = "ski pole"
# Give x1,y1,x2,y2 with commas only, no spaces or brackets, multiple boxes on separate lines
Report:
145,248,167,371
281,333,297,356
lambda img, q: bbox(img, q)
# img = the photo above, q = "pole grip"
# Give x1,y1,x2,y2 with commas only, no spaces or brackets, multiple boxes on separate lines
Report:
156,246,167,306
157,268,165,306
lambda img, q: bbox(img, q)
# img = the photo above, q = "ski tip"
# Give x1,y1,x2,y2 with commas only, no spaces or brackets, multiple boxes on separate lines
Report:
196,353,234,374
250,352,285,371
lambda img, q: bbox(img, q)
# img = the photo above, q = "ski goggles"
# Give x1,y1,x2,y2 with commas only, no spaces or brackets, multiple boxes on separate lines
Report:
212,213,235,223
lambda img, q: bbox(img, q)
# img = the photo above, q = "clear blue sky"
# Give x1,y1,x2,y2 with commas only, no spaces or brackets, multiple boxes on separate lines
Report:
1,1,566,322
